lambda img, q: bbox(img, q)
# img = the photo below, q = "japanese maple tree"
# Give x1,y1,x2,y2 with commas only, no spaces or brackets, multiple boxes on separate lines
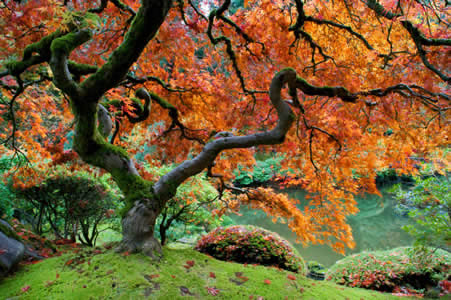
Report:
0,0,449,257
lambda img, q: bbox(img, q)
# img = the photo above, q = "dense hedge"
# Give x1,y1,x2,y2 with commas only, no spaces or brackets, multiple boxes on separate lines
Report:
195,225,306,273
327,247,450,294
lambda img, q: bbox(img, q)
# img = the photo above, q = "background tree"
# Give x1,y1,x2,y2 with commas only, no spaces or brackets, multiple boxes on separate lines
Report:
0,0,449,257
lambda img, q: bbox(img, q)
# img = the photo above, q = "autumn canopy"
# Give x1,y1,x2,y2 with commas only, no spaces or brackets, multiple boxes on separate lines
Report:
0,0,449,256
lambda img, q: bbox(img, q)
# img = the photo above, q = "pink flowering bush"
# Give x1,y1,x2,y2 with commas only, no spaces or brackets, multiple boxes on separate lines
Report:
195,225,306,273
326,247,450,294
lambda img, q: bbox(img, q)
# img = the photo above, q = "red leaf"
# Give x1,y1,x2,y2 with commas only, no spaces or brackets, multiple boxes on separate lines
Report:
45,281,54,287
186,260,195,267
21,285,31,292
287,274,296,281
209,272,216,279
206,286,220,296
65,259,73,266
150,274,160,279
184,260,195,269
264,279,271,285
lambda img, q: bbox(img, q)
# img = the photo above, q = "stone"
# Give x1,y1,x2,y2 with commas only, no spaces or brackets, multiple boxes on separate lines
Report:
0,231,25,277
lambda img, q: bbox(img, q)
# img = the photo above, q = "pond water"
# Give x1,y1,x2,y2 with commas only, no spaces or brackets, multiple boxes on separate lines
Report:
229,188,414,267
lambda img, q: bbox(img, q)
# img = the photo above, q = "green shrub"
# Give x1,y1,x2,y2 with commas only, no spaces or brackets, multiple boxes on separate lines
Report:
390,174,450,249
234,155,287,186
0,183,15,219
14,168,121,246
0,155,22,219
375,168,413,186
195,225,306,273
146,164,234,245
326,247,450,292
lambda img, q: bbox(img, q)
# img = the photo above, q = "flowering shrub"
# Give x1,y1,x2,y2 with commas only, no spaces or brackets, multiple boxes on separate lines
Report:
195,225,306,273
327,247,450,294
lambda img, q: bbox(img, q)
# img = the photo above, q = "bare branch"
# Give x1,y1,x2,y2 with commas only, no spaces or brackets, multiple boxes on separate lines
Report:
147,91,205,144
365,0,450,83
124,74,190,93
89,0,136,17
207,0,262,99
304,16,373,50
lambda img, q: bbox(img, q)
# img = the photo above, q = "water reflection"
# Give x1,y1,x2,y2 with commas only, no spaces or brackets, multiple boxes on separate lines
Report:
229,188,414,267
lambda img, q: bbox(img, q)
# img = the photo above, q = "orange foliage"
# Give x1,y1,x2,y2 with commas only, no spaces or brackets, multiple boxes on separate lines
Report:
0,0,449,251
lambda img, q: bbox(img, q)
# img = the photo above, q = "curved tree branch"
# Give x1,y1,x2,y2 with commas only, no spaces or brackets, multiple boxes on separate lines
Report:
49,29,92,99
153,68,298,200
126,88,152,123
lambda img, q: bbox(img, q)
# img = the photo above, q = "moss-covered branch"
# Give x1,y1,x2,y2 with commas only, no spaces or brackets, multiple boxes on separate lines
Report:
295,76,358,102
80,0,172,100
126,88,151,123
3,31,64,77
49,30,93,99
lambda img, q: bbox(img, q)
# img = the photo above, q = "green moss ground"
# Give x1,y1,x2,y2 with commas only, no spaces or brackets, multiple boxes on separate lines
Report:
0,245,407,299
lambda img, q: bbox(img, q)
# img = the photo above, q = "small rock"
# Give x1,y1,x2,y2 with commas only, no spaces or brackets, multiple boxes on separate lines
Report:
0,232,25,277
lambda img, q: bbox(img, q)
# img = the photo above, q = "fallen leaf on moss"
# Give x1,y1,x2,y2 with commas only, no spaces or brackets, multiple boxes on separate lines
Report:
64,259,73,266
21,285,31,292
180,286,194,296
206,286,220,296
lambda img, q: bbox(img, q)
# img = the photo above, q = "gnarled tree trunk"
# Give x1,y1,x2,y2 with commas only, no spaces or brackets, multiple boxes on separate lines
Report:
116,199,162,259
3,0,300,258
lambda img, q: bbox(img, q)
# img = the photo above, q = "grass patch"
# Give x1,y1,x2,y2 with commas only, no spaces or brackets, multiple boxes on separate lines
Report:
0,245,405,299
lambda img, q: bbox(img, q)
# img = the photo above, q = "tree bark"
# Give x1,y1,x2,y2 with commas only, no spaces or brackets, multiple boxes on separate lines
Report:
115,198,162,259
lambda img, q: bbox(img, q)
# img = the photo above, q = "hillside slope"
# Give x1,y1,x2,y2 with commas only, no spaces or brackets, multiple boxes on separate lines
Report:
0,245,405,299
